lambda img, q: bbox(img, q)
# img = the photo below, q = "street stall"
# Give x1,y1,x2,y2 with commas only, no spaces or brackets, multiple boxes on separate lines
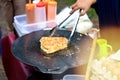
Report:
1,0,100,80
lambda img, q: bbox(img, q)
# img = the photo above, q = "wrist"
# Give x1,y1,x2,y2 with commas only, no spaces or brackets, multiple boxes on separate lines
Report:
86,0,96,8
91,0,96,4
87,0,96,5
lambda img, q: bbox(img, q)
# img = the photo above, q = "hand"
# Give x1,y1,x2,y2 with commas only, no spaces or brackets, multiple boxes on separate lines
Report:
70,0,96,16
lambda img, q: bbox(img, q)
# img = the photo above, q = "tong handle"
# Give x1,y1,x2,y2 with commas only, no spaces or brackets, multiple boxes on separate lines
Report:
58,13,73,27
50,11,74,36
68,9,82,42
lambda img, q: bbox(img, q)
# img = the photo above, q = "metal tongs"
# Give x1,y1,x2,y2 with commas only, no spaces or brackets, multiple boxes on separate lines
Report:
50,9,82,42
68,9,81,42
49,12,74,36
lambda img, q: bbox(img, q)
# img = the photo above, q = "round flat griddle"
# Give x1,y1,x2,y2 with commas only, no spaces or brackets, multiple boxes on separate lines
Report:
11,29,93,74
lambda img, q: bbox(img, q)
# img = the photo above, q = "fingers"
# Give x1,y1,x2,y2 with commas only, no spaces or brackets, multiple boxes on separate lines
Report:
70,0,92,16
70,2,86,15
70,5,89,16
70,6,80,14
70,6,86,16
80,9,86,16
70,3,79,14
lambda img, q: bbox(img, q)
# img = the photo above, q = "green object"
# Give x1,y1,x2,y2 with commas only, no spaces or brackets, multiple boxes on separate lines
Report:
87,8,98,19
97,38,112,59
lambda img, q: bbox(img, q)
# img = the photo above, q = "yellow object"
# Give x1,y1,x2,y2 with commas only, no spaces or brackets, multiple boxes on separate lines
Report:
97,38,112,59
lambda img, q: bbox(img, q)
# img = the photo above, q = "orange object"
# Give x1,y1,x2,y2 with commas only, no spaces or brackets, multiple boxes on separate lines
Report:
47,0,57,20
26,3,35,24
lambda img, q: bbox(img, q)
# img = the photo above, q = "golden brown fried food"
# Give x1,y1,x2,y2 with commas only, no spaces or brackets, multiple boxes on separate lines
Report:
39,37,68,54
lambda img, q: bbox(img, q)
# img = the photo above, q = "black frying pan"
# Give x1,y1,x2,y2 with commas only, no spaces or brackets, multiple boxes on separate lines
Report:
11,29,93,74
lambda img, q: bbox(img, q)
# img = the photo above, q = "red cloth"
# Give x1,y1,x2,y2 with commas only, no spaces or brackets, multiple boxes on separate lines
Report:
2,32,34,80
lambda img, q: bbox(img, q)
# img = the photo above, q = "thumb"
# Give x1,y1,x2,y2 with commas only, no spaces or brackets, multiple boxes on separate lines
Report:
80,10,86,16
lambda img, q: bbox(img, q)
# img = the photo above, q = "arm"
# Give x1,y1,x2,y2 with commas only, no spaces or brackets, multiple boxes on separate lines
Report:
70,0,96,16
